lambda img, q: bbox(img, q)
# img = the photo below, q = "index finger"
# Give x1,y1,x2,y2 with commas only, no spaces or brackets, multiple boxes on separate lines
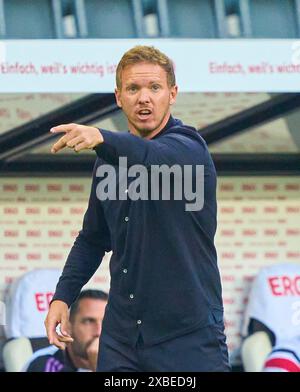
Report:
50,123,77,134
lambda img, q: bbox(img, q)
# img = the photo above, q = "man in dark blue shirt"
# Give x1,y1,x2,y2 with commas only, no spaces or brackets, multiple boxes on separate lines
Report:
45,45,230,371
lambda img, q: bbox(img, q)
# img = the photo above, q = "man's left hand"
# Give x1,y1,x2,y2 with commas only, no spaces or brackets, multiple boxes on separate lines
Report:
50,123,104,153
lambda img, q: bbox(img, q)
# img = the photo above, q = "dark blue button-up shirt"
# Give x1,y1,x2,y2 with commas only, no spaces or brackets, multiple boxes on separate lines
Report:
52,116,223,346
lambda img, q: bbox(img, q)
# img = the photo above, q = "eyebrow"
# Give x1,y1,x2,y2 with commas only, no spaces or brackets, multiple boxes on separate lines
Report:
81,317,98,323
125,81,162,87
125,82,138,88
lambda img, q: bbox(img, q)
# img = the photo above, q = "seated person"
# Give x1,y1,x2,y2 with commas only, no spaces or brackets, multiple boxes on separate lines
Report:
23,289,108,372
242,262,300,372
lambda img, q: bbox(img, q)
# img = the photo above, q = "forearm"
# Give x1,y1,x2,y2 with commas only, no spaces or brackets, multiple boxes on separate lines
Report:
94,129,206,167
52,232,106,307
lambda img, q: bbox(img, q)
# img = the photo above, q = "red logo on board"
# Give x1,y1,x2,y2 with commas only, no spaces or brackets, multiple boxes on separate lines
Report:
268,276,300,296
35,292,54,311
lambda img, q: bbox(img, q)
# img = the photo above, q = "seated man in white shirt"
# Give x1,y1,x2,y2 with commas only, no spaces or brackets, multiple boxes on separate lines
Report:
242,263,300,372
23,289,108,372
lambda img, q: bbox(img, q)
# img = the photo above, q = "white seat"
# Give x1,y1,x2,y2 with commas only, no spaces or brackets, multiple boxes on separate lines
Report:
2,337,33,372
2,268,62,372
4,268,62,338
241,262,300,372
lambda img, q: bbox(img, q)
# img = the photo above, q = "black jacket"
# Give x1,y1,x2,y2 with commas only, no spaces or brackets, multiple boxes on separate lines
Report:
52,116,224,346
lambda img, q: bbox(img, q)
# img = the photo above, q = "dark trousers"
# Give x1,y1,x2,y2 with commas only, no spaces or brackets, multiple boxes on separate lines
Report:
97,324,231,372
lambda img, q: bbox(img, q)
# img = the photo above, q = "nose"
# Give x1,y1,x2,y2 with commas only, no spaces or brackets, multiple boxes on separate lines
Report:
138,88,150,104
94,321,102,337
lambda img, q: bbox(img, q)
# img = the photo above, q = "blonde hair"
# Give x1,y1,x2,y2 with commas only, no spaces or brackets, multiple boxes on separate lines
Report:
116,45,176,89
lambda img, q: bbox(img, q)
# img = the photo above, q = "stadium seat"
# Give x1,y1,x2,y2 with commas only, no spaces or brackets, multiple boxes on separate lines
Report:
238,0,300,38
224,0,241,37
241,262,300,372
2,269,62,371
74,0,144,38
156,0,227,38
4,268,62,338
2,337,33,372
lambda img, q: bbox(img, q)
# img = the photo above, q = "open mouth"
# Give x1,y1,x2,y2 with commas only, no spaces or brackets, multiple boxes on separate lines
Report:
137,109,152,120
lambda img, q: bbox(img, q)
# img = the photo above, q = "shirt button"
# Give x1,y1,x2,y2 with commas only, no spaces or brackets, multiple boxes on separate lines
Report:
129,294,134,299
124,216,129,222
137,320,142,325
123,268,127,274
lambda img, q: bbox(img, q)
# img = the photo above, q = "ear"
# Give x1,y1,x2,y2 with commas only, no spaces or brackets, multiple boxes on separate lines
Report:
115,88,122,108
169,85,178,105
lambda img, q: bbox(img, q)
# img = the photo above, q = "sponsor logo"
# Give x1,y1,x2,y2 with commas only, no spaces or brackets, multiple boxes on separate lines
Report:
268,275,300,296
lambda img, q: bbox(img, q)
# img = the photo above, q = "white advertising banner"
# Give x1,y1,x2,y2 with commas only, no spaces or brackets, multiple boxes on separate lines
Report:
0,39,300,92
